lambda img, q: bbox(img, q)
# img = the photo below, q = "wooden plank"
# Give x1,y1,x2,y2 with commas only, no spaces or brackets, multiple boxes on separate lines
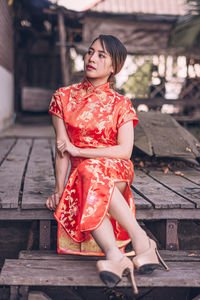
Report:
178,125,200,159
22,139,55,209
134,123,153,156
135,112,198,159
1,259,200,287
0,139,32,208
131,188,152,209
132,169,194,209
171,166,200,186
19,250,200,262
148,170,200,208
0,209,54,220
0,207,199,221
0,138,16,165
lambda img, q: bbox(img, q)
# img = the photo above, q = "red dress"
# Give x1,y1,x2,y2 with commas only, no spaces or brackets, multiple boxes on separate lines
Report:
49,78,139,255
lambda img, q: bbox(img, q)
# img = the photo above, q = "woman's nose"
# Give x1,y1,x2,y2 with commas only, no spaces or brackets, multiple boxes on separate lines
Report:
89,52,97,62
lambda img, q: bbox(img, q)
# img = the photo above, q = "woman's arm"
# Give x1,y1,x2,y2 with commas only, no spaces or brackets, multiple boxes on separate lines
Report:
58,120,134,160
46,115,70,210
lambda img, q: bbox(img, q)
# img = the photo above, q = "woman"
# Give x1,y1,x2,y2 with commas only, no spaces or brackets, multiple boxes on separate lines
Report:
46,35,168,294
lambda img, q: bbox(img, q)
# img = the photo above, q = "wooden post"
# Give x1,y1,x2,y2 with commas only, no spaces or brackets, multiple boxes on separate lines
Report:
10,286,19,300
19,286,29,300
39,220,51,250
58,9,70,85
166,219,179,250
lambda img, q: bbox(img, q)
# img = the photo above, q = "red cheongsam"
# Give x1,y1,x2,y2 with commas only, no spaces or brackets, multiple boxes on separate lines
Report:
49,78,139,256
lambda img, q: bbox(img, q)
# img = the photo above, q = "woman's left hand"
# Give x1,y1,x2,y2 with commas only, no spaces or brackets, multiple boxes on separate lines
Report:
56,140,80,157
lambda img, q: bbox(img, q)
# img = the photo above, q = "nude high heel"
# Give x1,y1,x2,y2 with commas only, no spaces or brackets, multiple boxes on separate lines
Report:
133,238,169,274
97,256,138,294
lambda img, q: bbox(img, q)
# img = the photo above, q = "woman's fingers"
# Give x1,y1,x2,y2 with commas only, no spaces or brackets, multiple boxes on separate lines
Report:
47,196,54,210
57,144,64,150
55,193,60,206
56,140,67,158
46,194,60,211
52,194,57,210
56,140,65,149
46,197,52,210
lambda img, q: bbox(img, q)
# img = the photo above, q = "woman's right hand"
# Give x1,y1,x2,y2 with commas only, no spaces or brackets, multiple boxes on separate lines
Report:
46,191,62,211
57,139,80,158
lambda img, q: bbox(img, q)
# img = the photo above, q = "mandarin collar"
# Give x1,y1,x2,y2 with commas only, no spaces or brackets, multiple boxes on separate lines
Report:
81,78,110,95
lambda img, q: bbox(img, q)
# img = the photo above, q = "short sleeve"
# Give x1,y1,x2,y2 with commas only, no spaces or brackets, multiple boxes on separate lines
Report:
117,97,139,128
49,89,63,119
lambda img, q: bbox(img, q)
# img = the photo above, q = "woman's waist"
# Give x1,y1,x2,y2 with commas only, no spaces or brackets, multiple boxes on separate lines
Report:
70,156,133,173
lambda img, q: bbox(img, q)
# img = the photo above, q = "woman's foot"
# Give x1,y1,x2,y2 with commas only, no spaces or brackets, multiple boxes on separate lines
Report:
97,256,138,294
132,230,150,256
133,238,169,274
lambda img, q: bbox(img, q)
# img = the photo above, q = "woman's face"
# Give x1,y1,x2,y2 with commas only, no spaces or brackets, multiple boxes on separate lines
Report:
84,39,114,86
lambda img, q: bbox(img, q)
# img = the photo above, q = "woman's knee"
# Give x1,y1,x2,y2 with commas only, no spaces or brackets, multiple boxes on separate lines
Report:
77,158,95,173
115,181,127,194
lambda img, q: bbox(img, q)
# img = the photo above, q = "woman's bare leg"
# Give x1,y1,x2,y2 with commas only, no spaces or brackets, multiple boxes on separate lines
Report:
91,215,124,261
109,183,149,255
91,182,149,260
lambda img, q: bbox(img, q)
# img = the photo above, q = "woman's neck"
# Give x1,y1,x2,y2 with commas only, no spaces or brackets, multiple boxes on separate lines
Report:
86,77,108,88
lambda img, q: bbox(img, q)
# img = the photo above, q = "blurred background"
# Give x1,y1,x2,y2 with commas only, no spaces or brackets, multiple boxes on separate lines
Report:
0,0,200,135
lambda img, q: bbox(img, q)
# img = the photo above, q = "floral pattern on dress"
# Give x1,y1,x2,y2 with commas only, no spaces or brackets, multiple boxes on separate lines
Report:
49,78,139,255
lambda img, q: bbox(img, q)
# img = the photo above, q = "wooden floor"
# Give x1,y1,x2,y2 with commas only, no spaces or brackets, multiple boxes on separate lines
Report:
0,137,200,221
0,136,200,298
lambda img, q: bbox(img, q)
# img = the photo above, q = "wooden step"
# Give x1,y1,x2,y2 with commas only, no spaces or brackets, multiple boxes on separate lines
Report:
18,249,200,262
0,250,200,288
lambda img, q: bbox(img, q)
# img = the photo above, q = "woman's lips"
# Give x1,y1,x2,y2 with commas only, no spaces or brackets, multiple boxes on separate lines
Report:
86,64,96,70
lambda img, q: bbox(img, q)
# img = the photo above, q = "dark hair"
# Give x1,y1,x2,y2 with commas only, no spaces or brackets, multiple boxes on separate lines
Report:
90,35,127,82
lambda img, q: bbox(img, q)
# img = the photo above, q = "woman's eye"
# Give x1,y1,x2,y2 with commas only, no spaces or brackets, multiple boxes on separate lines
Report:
99,54,105,58
87,50,93,55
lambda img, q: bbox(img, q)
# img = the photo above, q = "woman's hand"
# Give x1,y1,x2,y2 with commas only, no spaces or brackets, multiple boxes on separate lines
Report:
46,191,62,211
56,140,80,157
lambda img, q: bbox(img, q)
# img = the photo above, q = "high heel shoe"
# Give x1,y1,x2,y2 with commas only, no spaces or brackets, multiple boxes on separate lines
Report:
96,256,138,294
133,238,169,274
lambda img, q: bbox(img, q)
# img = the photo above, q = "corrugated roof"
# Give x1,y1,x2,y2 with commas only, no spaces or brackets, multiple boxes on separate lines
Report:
88,0,187,15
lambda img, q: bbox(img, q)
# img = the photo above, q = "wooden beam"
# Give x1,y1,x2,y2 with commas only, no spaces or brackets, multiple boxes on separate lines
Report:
0,207,200,221
58,9,70,85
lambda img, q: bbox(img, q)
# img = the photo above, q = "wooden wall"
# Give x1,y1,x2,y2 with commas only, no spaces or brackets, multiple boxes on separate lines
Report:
0,0,13,72
82,16,173,55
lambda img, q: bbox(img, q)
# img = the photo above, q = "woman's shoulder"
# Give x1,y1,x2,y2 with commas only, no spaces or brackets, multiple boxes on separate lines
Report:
110,89,131,105
55,82,82,96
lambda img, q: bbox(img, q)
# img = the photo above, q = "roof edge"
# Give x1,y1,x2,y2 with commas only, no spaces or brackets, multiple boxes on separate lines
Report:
84,11,180,23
